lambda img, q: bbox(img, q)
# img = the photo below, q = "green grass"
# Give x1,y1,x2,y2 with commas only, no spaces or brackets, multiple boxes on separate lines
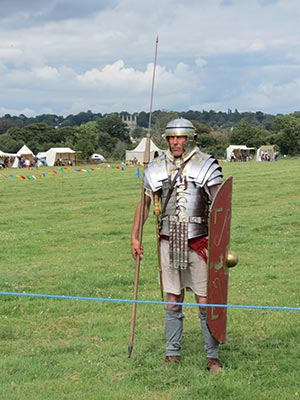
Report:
0,160,299,399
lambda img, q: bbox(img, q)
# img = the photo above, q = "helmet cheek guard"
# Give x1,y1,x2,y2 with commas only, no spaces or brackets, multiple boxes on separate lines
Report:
164,118,195,139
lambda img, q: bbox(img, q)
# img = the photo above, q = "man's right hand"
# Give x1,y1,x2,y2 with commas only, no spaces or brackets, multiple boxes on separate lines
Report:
131,239,144,260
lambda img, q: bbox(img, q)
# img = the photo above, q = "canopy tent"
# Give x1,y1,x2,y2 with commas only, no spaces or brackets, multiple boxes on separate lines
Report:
12,145,35,168
126,138,163,164
45,147,76,166
226,145,255,161
0,150,16,158
0,150,16,168
256,145,275,161
36,151,47,159
35,151,48,166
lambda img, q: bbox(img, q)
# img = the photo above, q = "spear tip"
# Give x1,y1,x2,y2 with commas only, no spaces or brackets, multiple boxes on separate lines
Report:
128,344,133,358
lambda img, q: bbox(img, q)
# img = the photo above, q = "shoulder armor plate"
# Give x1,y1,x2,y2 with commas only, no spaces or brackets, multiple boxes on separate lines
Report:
144,153,168,192
187,152,222,187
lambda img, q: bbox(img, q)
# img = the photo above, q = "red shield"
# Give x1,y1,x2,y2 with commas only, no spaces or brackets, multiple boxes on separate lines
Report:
207,176,233,344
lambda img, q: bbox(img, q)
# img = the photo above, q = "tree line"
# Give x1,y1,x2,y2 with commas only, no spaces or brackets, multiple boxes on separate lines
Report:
0,109,300,160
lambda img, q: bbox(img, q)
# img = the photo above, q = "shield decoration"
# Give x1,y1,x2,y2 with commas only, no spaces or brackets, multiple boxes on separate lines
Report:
207,176,233,344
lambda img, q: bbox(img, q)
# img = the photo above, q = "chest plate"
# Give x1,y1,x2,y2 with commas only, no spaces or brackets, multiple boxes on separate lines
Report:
160,179,209,239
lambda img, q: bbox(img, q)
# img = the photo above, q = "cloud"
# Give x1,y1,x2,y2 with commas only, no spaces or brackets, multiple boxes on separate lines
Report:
1,0,300,116
0,0,118,27
78,60,148,93
195,57,208,68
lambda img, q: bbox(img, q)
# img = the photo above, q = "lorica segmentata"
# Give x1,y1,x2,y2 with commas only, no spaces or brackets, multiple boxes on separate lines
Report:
144,148,223,269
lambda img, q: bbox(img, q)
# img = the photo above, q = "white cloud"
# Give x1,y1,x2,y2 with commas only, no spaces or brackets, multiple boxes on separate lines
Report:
33,66,60,80
78,61,145,90
1,0,300,116
0,106,36,117
195,57,208,68
0,46,23,62
248,40,266,53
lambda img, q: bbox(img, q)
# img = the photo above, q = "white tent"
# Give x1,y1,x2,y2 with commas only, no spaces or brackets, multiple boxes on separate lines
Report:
126,138,163,164
226,145,255,161
45,147,76,166
12,145,35,168
0,150,16,168
36,151,47,159
0,150,16,158
35,151,48,166
256,145,275,161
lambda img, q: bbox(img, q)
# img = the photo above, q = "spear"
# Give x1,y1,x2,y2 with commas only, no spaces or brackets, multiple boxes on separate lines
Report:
154,192,164,301
128,35,159,358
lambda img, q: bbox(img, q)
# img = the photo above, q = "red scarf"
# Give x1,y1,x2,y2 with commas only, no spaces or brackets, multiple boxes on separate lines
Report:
160,235,208,263
188,236,208,263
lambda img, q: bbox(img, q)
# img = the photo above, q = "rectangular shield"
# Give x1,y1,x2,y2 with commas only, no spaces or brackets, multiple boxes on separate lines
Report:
207,176,233,344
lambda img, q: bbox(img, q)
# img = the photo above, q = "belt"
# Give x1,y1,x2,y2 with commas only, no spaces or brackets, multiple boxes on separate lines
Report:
161,215,207,224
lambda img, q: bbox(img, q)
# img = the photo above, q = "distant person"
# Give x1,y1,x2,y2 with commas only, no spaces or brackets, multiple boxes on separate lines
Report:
33,156,39,168
17,155,24,168
24,159,31,169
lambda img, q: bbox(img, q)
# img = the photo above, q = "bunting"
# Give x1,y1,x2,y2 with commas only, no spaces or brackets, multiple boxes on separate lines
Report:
0,164,141,182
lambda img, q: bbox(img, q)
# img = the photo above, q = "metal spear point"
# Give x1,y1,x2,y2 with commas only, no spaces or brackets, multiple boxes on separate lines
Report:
128,35,159,358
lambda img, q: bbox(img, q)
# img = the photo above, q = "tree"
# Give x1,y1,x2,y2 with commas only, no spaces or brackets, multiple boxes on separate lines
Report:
6,123,59,153
230,121,261,147
60,111,102,127
72,122,101,158
57,126,78,148
192,120,211,135
95,115,130,158
32,114,64,127
77,122,100,148
136,112,149,128
75,138,95,160
0,134,20,153
196,134,216,149
0,119,18,134
131,126,146,139
96,114,130,143
112,141,127,160
272,115,300,155
97,132,118,159
153,111,179,134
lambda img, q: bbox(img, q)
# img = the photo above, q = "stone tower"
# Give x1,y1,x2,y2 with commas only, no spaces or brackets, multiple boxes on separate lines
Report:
122,114,137,131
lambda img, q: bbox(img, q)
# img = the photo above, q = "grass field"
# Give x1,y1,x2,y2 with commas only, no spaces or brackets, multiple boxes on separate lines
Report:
0,159,299,399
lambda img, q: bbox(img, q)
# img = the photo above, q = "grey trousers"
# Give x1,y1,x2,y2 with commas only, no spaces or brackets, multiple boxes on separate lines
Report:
199,311,219,359
165,308,219,359
165,308,184,356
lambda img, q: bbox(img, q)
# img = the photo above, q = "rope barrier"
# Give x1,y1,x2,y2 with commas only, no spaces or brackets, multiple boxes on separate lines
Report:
0,291,299,311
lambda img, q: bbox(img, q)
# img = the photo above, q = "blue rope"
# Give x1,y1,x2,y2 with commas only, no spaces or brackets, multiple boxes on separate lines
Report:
0,291,299,311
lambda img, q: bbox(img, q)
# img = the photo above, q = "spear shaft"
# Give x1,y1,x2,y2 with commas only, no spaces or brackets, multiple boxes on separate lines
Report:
128,35,159,358
154,193,164,301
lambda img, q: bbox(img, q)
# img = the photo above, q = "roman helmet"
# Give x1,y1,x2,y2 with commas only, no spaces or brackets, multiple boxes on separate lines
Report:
164,117,196,139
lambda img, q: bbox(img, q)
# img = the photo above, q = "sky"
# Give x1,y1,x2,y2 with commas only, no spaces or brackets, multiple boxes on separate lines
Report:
1,0,300,117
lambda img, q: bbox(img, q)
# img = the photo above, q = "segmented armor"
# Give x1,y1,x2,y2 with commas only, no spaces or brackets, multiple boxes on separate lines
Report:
144,147,222,269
